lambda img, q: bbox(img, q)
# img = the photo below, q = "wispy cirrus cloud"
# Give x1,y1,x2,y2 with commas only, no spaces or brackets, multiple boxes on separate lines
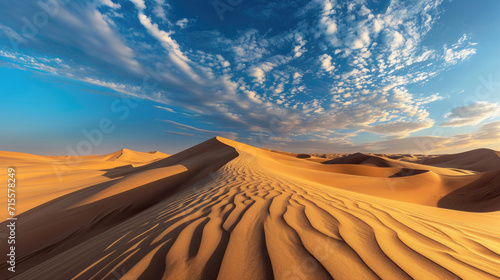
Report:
441,102,500,127
164,130,195,137
154,105,176,113
160,120,238,139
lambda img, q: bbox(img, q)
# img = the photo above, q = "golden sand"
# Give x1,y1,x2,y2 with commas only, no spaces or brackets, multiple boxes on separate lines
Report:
1,137,499,279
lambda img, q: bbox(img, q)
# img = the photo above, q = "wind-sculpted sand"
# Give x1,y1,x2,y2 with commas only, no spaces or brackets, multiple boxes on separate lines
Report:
1,137,499,280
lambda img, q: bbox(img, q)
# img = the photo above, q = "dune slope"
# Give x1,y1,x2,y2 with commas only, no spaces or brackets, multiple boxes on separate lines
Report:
421,148,500,172
439,169,500,212
0,138,237,279
1,138,500,280
0,148,170,218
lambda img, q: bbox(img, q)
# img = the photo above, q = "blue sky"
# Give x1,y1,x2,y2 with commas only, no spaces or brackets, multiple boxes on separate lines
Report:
1,0,500,155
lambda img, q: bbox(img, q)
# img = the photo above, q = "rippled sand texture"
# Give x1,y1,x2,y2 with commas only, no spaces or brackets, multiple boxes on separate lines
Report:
1,137,499,280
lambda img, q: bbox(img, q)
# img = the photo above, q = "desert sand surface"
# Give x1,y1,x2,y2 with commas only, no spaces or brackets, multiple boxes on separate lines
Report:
1,137,500,280
0,149,170,219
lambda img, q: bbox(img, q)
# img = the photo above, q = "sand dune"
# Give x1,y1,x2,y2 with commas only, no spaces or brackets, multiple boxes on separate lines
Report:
102,149,170,164
322,152,477,176
421,148,500,172
439,169,500,212
1,138,499,279
0,149,170,220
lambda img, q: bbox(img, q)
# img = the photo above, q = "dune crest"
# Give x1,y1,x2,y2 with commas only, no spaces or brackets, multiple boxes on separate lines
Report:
1,137,499,280
103,148,170,164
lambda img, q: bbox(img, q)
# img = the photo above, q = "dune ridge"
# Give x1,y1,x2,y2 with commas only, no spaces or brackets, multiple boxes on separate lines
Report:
1,137,499,280
103,149,170,164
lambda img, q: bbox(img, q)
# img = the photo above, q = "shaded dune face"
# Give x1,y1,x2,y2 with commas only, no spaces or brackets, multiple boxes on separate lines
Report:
1,138,500,280
421,148,500,172
439,170,500,212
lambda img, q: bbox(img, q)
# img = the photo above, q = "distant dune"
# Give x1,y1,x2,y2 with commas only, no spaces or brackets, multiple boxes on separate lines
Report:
421,148,500,172
1,138,499,280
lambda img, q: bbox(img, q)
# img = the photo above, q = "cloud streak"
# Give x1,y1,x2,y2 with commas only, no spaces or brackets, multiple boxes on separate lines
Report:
441,102,500,127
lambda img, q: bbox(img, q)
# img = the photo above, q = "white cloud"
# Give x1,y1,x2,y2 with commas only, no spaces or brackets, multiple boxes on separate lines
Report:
154,105,175,113
351,25,371,49
245,90,263,104
383,30,404,49
293,33,307,57
138,13,200,82
230,30,269,63
365,121,434,138
441,102,500,127
176,18,189,28
443,34,477,65
317,0,339,46
161,120,238,139
130,0,146,10
319,54,335,72
249,61,276,83
164,130,195,137
444,47,476,65
99,0,120,9
78,9,141,72
447,121,500,151
1,5,140,74
153,0,168,21
372,17,384,33
274,83,284,94
250,66,266,83
416,93,443,105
